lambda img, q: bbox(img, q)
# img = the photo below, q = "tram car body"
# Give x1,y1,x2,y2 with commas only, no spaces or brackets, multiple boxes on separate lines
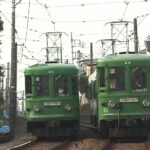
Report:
24,63,79,137
90,53,150,137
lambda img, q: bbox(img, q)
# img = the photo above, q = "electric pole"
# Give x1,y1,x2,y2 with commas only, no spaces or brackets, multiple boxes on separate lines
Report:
90,43,93,74
6,62,10,111
134,18,139,53
9,0,17,137
71,32,73,63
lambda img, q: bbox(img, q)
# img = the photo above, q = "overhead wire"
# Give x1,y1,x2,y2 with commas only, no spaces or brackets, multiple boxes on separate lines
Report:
0,9,43,64
100,1,130,54
2,6,150,25
1,0,150,61
1,11,114,24
0,11,24,62
0,0,150,5
30,0,150,8
35,0,55,31
121,1,129,21
137,12,150,25
15,0,22,6
19,0,31,63
113,0,130,38
24,0,31,44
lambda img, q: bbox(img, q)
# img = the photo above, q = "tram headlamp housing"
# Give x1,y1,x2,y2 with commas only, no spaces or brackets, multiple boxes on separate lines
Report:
33,105,40,112
142,99,150,107
65,104,71,111
107,100,116,108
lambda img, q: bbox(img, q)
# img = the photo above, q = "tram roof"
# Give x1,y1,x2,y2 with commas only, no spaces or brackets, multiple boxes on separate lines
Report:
97,53,150,66
24,63,78,75
98,53,150,62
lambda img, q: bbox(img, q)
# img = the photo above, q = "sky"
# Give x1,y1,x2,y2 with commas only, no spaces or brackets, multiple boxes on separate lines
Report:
0,0,150,92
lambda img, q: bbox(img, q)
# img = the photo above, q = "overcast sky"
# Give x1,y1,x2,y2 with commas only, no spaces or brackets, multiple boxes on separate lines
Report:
0,0,150,91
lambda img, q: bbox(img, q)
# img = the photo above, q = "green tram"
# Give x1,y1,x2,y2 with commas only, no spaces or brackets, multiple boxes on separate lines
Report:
90,53,150,137
24,62,79,137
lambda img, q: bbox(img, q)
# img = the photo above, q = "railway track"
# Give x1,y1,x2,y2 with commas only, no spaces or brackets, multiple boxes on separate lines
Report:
8,136,37,150
80,122,97,130
6,122,89,150
8,137,72,150
5,121,150,150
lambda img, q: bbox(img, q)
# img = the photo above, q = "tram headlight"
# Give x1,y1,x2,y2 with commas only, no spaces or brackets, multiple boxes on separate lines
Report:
65,104,71,111
107,100,115,108
33,105,40,112
142,99,150,107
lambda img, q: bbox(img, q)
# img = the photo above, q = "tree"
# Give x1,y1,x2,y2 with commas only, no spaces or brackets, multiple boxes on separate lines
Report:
0,17,4,32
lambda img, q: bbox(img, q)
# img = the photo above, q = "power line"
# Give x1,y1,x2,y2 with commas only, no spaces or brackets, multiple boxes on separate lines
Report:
137,12,150,25
0,11,44,35
1,0,150,5
24,0,31,44
121,1,129,21
2,8,150,25
0,11,40,64
35,0,55,30
32,0,150,8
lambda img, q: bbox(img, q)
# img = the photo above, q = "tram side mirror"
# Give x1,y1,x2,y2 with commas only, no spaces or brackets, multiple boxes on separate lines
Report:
144,40,150,52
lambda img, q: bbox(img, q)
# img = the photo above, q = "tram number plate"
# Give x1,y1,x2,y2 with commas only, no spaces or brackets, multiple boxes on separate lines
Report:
120,98,138,103
44,101,61,106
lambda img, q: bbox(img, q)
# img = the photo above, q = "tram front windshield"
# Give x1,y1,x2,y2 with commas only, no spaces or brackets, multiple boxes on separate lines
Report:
109,67,125,91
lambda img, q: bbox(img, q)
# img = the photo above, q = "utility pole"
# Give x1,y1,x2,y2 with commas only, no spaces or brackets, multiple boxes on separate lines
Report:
134,18,138,53
71,32,74,63
6,62,10,111
90,43,93,74
9,0,17,137
0,66,4,98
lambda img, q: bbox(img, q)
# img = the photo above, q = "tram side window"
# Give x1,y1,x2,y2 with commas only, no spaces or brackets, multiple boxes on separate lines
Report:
109,67,125,91
25,75,32,94
36,76,49,96
132,67,146,91
55,75,68,96
72,75,78,96
99,67,105,87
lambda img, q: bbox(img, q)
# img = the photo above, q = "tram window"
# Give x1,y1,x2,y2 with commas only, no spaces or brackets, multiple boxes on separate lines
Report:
99,67,105,87
132,67,146,91
36,76,49,96
72,76,78,96
25,75,32,94
109,67,125,91
55,75,68,96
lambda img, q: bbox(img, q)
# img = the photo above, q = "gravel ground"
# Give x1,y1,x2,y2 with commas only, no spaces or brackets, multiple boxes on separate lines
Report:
0,116,149,150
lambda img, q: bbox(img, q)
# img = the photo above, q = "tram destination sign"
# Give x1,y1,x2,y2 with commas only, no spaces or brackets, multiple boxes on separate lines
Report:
44,101,61,106
120,97,138,103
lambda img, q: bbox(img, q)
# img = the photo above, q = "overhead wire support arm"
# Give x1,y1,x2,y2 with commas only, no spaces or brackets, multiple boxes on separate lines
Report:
15,0,22,6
